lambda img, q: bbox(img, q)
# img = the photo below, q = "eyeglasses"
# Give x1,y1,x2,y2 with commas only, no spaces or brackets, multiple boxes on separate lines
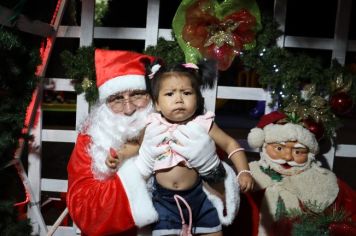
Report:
107,91,149,112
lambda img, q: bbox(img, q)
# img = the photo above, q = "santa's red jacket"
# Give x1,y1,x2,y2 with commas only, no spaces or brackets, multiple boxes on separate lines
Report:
67,134,159,235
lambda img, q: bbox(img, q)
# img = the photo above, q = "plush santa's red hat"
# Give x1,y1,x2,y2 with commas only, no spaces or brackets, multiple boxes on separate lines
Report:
247,111,319,154
95,49,155,101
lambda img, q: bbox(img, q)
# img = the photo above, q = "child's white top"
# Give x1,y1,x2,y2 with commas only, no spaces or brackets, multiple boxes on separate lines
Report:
146,111,215,171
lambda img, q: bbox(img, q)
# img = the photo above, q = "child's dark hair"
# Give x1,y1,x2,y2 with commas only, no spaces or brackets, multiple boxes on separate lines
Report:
143,59,218,116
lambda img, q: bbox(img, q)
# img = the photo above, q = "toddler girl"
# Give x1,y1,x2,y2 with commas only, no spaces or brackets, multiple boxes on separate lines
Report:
106,59,254,235
142,59,254,236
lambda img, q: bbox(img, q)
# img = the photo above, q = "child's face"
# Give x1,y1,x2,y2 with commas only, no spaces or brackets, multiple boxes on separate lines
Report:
155,75,197,123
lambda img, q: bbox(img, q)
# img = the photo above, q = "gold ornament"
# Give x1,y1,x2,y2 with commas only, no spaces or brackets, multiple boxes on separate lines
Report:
310,96,327,108
81,77,93,91
330,74,352,93
301,84,316,99
205,19,239,48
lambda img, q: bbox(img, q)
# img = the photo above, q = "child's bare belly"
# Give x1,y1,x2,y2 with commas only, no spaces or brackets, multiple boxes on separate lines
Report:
155,165,199,190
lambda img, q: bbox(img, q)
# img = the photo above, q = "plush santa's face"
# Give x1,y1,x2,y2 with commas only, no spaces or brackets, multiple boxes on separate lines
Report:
261,141,313,176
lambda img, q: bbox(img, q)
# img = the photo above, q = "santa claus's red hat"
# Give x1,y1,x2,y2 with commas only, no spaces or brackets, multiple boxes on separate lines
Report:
95,49,155,101
247,111,319,154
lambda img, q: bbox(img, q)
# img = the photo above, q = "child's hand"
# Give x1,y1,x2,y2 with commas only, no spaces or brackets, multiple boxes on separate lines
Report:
119,142,140,159
237,171,254,193
105,148,121,170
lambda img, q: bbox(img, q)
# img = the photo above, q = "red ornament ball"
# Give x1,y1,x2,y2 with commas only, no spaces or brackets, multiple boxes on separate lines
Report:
302,118,325,141
329,92,353,115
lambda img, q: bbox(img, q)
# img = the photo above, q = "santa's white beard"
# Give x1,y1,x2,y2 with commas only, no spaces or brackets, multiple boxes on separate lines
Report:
259,146,315,176
87,102,153,147
80,101,153,178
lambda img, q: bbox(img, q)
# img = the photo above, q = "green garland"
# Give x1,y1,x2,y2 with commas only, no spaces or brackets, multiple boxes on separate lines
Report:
239,14,356,138
0,28,39,235
275,201,354,236
94,0,110,26
0,201,32,236
61,46,98,104
0,28,40,166
60,13,356,139
144,36,185,67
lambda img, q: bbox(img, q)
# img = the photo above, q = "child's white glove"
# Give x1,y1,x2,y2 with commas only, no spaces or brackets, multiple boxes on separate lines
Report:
135,120,169,178
171,122,220,176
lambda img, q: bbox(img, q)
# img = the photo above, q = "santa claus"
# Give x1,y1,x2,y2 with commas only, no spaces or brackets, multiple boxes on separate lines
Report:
225,111,356,236
66,49,240,236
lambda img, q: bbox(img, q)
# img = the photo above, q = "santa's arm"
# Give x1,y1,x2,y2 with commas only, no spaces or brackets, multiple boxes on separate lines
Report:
203,162,240,226
66,134,136,235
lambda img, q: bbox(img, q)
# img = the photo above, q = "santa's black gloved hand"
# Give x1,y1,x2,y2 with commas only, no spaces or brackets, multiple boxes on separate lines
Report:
135,120,168,178
171,122,222,178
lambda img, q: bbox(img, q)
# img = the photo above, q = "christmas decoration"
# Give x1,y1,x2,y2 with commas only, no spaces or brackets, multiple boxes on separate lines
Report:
144,36,185,67
327,69,354,116
172,0,261,71
282,84,338,140
0,29,40,165
329,92,353,116
329,69,356,117
61,46,98,104
273,202,356,236
94,0,110,26
0,28,39,235
302,118,325,141
60,11,356,140
240,15,356,125
0,201,32,236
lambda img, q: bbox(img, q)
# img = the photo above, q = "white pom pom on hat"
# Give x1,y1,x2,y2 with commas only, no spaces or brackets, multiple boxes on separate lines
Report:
247,127,265,149
247,111,287,149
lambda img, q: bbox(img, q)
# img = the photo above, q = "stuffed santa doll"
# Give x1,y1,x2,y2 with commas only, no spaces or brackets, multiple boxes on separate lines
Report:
225,111,356,236
67,49,240,236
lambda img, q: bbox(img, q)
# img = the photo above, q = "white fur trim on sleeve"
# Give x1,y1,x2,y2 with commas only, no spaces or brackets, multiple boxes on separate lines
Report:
90,145,117,180
99,75,146,102
203,162,240,225
118,157,158,227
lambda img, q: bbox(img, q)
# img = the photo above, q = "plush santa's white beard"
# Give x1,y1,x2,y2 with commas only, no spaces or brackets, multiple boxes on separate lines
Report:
259,146,315,176
82,101,153,161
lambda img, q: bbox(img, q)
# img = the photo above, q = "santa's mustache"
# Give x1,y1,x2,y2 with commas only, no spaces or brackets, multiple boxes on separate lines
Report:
267,158,306,167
